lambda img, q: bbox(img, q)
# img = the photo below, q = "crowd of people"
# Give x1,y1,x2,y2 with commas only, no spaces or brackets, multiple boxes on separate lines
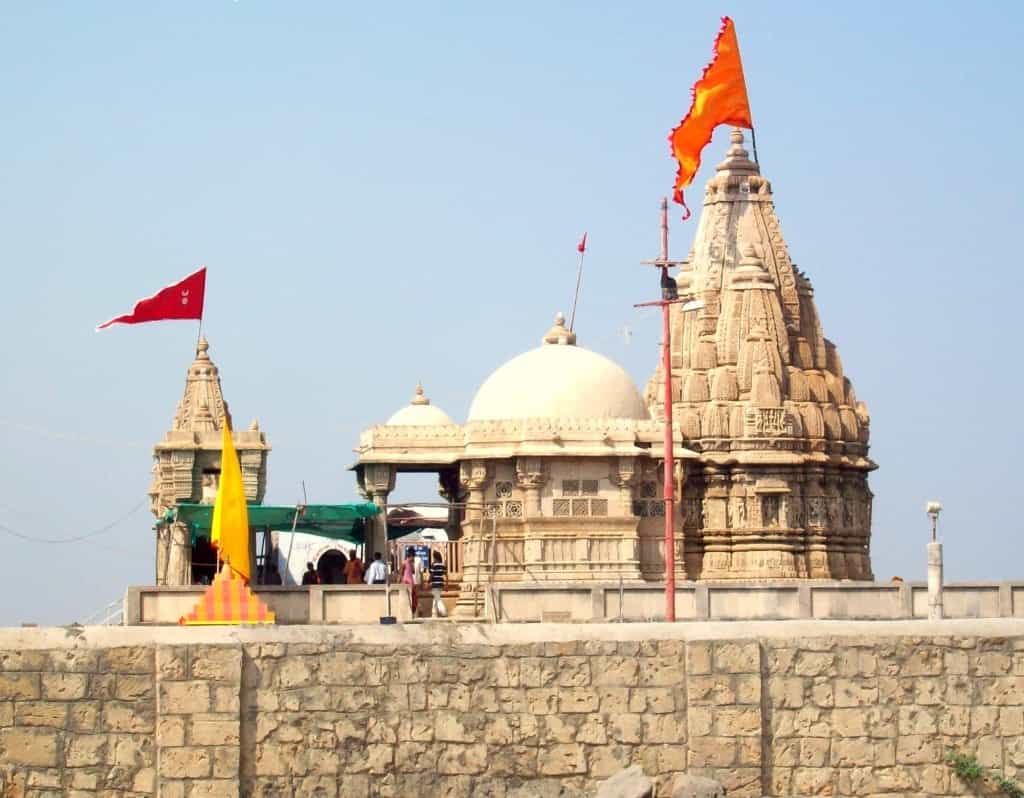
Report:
290,546,448,617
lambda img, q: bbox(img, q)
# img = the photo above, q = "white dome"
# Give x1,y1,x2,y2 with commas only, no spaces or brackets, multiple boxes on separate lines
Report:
386,384,454,426
467,315,650,422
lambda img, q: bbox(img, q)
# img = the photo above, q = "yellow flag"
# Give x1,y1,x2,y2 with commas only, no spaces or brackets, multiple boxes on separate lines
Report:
210,422,251,581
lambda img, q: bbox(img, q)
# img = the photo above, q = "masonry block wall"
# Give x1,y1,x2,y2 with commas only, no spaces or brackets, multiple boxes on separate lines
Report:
1,625,1023,797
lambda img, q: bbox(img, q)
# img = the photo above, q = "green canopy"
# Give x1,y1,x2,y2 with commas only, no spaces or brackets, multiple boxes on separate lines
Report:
173,503,380,546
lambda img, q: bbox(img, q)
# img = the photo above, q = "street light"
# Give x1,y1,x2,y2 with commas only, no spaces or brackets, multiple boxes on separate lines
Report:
926,500,942,542
634,198,705,622
925,500,944,620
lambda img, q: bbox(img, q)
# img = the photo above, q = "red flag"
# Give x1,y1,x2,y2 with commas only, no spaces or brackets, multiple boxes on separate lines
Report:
669,17,753,218
96,267,206,330
577,232,588,254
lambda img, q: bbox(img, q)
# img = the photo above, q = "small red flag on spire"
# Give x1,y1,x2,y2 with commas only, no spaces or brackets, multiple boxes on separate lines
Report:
96,267,206,330
577,232,588,253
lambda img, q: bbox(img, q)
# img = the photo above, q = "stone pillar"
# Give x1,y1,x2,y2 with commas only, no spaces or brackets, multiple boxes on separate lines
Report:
455,460,492,617
514,457,547,517
927,541,944,620
700,466,731,579
361,464,395,559
613,457,640,564
165,522,193,585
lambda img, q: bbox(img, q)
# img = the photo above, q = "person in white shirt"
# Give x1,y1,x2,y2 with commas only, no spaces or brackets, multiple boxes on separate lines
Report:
364,551,388,585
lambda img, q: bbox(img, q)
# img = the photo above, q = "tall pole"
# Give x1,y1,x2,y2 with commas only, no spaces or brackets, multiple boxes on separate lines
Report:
658,198,676,623
636,198,701,623
662,295,676,622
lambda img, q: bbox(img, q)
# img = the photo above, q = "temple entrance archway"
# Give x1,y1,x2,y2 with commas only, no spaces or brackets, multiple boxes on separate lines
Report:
316,549,348,584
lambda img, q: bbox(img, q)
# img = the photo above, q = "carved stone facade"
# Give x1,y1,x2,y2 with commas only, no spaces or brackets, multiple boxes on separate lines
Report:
646,130,875,580
149,338,270,585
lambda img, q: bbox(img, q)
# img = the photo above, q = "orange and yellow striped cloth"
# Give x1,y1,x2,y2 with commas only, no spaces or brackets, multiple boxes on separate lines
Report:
179,569,275,625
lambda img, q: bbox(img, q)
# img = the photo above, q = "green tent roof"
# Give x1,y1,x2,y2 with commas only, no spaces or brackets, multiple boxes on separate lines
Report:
173,503,380,545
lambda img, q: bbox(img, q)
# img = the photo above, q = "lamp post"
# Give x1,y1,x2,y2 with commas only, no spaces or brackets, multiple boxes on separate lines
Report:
634,198,704,622
925,500,943,620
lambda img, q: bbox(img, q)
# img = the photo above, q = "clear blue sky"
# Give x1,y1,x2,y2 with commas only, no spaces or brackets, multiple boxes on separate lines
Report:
1,2,1021,625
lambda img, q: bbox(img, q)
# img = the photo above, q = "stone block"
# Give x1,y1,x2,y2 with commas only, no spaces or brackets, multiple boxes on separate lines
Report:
110,733,153,768
711,706,759,737
595,764,653,798
0,673,39,700
116,674,155,701
68,700,100,731
799,737,830,767
103,700,154,733
638,657,686,687
767,676,804,708
588,745,634,780
190,647,242,684
537,743,586,775
0,727,58,766
212,744,240,778
157,715,186,747
14,700,66,727
593,657,640,687
643,713,687,744
160,681,211,714
187,779,240,798
686,675,734,706
47,648,99,673
0,700,11,726
437,743,487,775
559,688,599,713
670,773,724,798
191,715,241,746
687,736,735,767
157,646,189,680
162,746,213,778
830,737,873,767
100,646,153,674
833,678,878,706
713,642,759,674
40,672,88,700
488,744,540,778
65,733,107,767
0,650,47,671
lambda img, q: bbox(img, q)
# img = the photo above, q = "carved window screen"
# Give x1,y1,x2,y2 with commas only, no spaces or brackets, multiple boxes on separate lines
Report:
761,495,780,528
495,481,513,498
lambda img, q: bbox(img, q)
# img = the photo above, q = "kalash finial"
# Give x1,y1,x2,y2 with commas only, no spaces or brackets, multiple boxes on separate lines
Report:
542,312,577,346
716,128,759,174
411,382,430,406
196,336,210,358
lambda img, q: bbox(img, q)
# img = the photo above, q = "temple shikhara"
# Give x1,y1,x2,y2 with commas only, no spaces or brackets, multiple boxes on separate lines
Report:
147,131,875,614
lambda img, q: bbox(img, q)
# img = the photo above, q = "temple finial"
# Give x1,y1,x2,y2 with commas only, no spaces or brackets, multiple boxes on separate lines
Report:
411,382,430,406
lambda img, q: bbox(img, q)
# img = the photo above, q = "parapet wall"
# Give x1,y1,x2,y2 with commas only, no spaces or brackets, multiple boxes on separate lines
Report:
1,620,1023,797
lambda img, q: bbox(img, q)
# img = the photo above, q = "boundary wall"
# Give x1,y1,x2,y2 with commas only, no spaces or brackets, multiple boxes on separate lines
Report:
127,581,1024,625
1,620,1024,797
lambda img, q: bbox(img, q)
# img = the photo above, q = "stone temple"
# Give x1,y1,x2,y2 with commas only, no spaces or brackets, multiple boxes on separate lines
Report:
149,131,875,604
352,129,875,614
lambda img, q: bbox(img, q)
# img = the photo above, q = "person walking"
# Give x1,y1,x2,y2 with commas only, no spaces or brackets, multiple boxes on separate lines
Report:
429,550,447,617
400,548,418,613
345,549,364,584
364,552,387,585
301,562,319,585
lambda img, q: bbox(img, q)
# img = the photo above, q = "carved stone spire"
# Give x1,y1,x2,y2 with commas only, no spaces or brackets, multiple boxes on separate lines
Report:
172,337,231,432
646,133,876,583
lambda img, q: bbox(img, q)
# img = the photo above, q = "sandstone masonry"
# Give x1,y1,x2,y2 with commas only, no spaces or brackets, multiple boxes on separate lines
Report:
1,621,1022,797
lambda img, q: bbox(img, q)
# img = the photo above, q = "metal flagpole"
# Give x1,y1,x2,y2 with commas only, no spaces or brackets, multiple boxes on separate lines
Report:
749,126,760,165
634,198,705,622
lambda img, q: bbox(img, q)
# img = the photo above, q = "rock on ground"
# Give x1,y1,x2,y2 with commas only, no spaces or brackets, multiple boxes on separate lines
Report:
594,765,654,798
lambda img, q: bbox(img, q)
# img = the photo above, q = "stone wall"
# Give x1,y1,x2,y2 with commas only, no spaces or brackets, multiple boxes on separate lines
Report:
1,621,1023,797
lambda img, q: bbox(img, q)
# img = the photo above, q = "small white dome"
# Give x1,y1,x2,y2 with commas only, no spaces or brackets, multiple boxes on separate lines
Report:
386,384,454,426
467,314,650,422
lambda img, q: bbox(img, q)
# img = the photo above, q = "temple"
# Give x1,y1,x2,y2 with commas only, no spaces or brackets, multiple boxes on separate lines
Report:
149,338,270,585
148,131,875,608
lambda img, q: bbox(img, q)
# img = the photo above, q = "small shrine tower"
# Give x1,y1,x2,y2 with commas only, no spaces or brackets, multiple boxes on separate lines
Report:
149,338,270,584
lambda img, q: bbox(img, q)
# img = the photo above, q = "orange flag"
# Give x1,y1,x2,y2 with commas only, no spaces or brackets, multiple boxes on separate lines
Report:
669,16,753,219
